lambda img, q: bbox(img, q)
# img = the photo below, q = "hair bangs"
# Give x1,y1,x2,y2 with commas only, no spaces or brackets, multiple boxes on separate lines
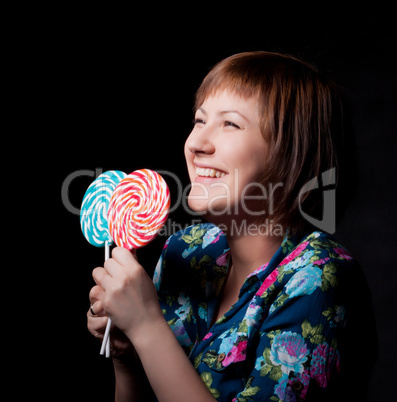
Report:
194,58,263,111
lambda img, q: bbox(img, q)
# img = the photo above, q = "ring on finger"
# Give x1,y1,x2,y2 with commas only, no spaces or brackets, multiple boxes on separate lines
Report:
90,304,97,316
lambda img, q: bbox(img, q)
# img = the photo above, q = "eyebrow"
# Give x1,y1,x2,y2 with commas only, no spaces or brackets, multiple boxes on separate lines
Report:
197,107,249,122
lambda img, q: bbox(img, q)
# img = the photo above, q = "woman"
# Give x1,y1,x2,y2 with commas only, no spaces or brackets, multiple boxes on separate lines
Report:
88,51,369,401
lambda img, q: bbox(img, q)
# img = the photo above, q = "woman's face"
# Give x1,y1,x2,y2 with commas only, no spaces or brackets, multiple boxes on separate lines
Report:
184,90,268,222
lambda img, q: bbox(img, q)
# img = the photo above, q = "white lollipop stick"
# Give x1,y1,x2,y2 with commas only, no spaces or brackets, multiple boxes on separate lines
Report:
105,241,110,260
106,332,111,357
100,318,112,357
100,241,112,357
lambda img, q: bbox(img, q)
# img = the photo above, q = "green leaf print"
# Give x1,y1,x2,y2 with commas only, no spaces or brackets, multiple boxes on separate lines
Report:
260,363,272,377
268,364,283,382
322,305,338,321
181,226,207,248
270,292,289,311
240,385,261,397
202,350,218,367
321,263,338,291
259,347,282,382
238,319,248,334
200,372,220,399
309,250,322,263
281,237,295,254
301,319,326,344
193,352,203,369
166,317,177,326
234,376,261,401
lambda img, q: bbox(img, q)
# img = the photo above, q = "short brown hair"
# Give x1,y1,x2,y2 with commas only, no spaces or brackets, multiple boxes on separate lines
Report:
195,51,346,234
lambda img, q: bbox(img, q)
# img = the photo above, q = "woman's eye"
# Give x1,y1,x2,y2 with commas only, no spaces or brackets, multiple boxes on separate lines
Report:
193,118,206,125
224,121,241,129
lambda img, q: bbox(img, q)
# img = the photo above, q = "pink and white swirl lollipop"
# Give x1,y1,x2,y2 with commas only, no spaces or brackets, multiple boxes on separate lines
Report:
108,169,171,250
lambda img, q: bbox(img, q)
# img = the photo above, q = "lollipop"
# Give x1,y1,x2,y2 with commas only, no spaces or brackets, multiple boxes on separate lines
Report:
108,169,171,250
80,170,127,248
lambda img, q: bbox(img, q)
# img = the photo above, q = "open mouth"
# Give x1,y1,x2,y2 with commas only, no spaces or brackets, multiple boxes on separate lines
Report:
195,167,226,178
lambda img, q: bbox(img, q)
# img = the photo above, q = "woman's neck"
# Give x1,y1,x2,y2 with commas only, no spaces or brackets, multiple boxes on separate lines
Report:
226,229,283,283
207,214,284,286
209,220,283,325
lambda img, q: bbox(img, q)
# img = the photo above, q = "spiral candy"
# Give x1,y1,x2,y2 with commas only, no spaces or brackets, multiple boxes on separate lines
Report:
108,169,170,249
80,170,127,247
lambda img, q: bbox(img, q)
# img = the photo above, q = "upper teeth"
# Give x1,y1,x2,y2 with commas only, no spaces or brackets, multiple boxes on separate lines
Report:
196,167,226,178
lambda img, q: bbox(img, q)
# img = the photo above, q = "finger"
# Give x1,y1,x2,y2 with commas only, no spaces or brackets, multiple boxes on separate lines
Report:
92,266,112,288
104,249,139,277
89,300,105,317
89,285,104,304
103,256,121,277
112,246,138,266
105,247,141,279
87,314,108,339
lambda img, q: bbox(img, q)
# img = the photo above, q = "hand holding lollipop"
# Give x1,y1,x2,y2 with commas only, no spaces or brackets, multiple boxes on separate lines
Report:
99,169,170,355
82,169,170,357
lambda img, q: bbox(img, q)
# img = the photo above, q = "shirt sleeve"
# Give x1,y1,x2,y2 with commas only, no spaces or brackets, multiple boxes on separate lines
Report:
152,234,197,352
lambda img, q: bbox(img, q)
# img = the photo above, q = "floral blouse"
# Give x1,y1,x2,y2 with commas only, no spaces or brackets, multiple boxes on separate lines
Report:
153,223,356,401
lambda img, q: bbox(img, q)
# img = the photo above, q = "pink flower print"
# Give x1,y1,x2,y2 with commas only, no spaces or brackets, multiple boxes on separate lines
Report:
287,370,310,400
311,343,340,388
257,268,279,297
312,257,330,266
248,262,269,279
203,332,213,341
270,332,309,375
163,237,171,249
216,251,230,267
333,247,353,260
279,241,309,267
222,340,248,367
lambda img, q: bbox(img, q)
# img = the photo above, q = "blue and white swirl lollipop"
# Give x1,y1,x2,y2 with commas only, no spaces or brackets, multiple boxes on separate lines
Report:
80,170,126,248
80,170,126,358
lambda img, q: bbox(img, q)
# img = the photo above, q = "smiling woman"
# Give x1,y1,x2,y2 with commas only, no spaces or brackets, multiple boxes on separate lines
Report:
87,51,374,401
192,52,343,234
185,91,267,220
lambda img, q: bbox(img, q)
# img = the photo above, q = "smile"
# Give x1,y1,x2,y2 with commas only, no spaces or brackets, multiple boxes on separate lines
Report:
195,167,226,178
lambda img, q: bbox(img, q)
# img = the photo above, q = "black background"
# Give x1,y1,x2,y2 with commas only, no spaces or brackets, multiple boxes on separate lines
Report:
51,5,396,401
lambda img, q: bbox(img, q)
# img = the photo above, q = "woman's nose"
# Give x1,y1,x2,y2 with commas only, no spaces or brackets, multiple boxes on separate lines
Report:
185,127,216,156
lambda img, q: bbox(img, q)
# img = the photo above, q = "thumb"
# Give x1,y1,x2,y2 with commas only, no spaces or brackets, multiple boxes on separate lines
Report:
111,246,138,265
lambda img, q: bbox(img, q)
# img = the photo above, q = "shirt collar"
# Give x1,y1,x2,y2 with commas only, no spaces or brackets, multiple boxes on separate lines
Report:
238,229,299,294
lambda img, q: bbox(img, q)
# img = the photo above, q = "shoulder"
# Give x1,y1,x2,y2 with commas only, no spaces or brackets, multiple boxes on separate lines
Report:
273,231,356,301
163,222,229,264
154,223,229,294
279,230,355,272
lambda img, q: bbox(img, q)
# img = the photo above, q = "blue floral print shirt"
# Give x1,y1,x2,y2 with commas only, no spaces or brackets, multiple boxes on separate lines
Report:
153,223,358,401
